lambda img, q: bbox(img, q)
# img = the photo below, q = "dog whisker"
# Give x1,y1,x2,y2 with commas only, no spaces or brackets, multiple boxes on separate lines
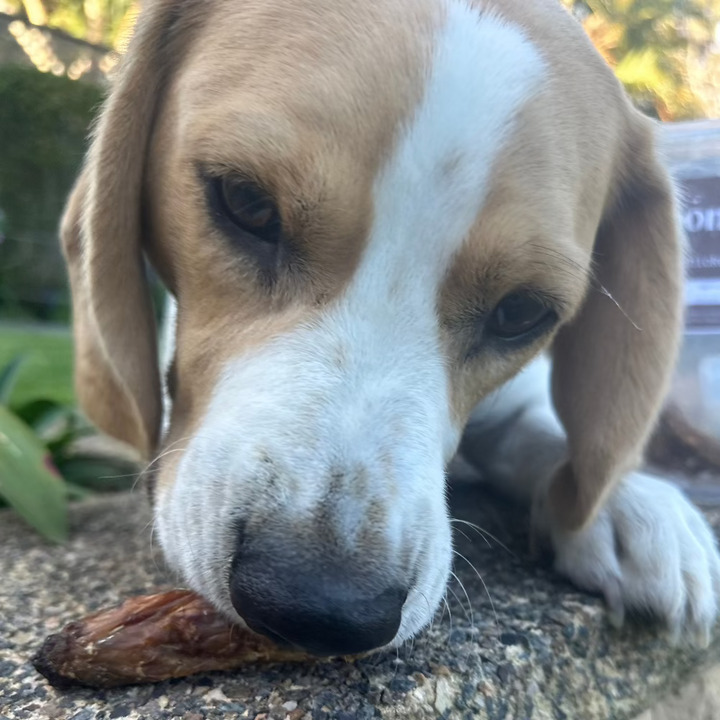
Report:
147,518,165,577
406,635,415,661
132,447,192,494
453,549,499,633
144,434,198,470
390,646,401,682
453,527,473,543
446,583,469,626
452,519,492,549
441,594,454,636
418,590,436,635
129,434,200,495
449,569,475,631
451,518,516,558
450,569,482,668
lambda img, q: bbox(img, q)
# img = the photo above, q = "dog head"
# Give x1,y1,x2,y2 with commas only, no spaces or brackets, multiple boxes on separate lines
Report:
61,0,682,655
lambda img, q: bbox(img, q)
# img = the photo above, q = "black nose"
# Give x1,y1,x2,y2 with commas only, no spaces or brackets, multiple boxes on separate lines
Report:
229,553,407,656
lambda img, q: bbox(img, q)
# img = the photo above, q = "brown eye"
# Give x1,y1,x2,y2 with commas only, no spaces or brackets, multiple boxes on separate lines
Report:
486,292,555,341
214,177,281,243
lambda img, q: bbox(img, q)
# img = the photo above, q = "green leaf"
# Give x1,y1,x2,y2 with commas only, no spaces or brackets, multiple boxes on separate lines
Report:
45,425,96,458
0,355,26,406
0,405,68,543
64,482,94,501
12,399,69,435
56,455,139,493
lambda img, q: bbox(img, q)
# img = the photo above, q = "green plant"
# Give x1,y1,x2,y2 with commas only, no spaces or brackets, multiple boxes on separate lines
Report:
0,65,104,321
0,355,139,542
0,324,74,406
5,0,138,50
561,0,720,119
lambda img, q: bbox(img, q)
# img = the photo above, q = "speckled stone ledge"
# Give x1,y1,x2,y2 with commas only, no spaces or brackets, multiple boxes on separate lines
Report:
1,486,719,720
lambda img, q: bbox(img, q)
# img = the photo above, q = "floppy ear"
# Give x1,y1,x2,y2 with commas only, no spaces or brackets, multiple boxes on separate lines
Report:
60,0,199,459
548,117,684,531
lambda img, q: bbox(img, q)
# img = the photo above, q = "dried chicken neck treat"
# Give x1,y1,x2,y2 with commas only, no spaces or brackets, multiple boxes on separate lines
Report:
32,589,315,689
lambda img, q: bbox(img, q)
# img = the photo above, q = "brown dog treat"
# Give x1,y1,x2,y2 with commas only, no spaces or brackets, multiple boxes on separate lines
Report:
32,590,313,688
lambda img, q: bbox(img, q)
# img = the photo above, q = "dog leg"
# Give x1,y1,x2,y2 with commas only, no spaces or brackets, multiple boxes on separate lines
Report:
457,355,720,646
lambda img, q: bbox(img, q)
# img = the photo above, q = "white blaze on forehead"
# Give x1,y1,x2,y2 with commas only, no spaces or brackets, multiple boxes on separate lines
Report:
355,0,546,304
329,1,548,458
157,0,547,635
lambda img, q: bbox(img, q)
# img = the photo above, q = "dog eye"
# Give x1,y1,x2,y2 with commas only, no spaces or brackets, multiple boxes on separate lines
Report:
213,177,281,243
486,293,556,340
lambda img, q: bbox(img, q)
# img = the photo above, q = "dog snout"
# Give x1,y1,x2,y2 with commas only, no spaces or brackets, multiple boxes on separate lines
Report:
229,540,408,656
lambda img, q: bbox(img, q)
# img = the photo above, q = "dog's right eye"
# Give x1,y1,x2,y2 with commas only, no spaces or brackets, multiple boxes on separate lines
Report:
210,177,282,244
486,292,557,343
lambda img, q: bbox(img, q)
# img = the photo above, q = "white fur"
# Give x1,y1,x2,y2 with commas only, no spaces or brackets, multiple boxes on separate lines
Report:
155,1,546,643
459,355,720,645
542,473,720,647
159,293,177,439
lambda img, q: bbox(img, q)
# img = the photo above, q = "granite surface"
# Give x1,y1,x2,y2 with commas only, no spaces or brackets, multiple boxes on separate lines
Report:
1,485,719,720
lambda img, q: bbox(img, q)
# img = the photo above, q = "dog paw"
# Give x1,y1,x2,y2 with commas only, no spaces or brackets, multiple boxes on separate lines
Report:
533,472,720,647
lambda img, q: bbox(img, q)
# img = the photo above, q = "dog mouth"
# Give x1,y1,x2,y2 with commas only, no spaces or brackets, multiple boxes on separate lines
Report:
157,500,446,656
152,410,455,654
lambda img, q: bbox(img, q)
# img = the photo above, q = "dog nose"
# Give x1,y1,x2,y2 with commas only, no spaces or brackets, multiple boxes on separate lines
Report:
229,553,407,656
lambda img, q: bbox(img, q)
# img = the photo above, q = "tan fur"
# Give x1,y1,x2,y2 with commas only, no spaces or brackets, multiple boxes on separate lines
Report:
61,0,683,533
61,0,209,458
549,123,683,530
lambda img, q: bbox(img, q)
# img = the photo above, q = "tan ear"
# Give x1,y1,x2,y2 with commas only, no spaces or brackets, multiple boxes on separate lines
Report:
548,117,684,531
60,0,198,459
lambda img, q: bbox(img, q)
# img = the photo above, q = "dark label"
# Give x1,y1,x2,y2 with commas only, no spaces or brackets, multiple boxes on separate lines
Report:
680,177,720,330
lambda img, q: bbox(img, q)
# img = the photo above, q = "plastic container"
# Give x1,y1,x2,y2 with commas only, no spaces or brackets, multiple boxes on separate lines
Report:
660,119,720,440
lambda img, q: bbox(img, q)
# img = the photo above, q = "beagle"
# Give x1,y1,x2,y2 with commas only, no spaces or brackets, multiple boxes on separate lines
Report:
61,0,720,656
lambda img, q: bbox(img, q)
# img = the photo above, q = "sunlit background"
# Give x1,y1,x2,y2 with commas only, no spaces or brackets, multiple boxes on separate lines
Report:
1,0,719,333
0,0,720,540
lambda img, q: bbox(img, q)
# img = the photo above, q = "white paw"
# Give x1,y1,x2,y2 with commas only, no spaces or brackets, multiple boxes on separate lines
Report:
533,472,720,647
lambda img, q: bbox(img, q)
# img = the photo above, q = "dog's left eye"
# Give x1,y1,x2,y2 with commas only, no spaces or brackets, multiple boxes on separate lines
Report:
212,177,282,244
486,293,556,341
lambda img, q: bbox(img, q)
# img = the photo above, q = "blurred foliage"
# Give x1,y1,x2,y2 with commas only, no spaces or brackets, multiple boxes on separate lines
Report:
562,0,720,119
0,64,102,237
2,0,138,49
0,355,140,543
0,64,103,320
0,325,74,405
0,0,716,121
0,0,717,323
